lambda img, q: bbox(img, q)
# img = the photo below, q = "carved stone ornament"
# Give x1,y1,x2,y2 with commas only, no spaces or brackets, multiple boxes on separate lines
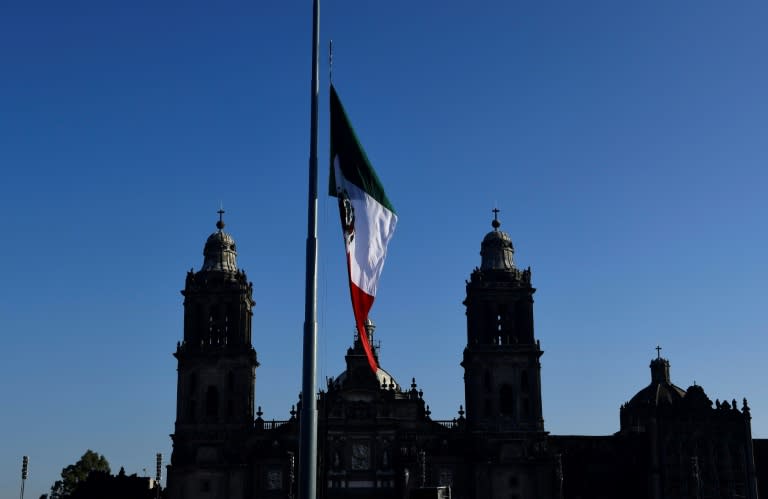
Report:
351,441,370,470
266,469,282,490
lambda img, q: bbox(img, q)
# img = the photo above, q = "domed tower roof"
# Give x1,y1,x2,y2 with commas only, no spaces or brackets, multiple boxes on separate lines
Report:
201,210,238,273
626,355,686,408
480,208,515,271
329,319,402,392
331,365,402,392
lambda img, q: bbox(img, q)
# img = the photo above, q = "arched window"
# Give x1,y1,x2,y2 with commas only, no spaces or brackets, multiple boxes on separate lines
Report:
521,370,529,393
499,384,514,416
483,370,492,392
206,386,219,421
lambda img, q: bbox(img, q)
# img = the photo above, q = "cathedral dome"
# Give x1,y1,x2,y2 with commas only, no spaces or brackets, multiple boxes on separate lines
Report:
329,319,402,391
201,212,238,273
480,211,515,270
627,380,686,408
331,365,401,391
626,357,686,408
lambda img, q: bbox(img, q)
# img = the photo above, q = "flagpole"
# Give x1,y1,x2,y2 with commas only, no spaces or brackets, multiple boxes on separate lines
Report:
299,0,320,497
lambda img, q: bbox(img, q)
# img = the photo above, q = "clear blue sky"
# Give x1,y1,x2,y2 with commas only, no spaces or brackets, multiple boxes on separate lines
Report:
1,2,767,497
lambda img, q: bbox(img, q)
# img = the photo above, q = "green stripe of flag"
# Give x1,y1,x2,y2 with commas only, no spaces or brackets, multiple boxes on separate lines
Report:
329,85,396,214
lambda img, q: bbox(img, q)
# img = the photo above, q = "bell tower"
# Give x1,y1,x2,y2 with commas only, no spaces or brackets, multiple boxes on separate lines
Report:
168,211,258,499
462,210,543,431
461,210,556,499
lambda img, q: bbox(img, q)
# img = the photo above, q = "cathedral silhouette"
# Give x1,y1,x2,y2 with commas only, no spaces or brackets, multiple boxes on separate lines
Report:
166,212,764,499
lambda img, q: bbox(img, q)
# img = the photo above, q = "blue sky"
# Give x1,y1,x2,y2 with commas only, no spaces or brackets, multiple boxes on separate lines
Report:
1,2,767,497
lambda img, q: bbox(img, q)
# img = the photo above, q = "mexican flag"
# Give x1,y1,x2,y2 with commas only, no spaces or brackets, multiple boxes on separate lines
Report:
329,85,397,373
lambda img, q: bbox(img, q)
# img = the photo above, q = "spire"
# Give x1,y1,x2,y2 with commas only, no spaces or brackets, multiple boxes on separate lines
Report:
352,318,377,357
202,210,238,273
480,208,515,270
364,317,376,344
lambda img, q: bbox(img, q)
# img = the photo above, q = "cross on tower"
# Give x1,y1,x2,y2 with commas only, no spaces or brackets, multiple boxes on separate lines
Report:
655,345,662,359
216,208,226,230
491,208,500,230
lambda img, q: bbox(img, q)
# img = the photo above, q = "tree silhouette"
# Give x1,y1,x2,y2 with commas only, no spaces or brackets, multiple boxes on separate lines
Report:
49,450,110,499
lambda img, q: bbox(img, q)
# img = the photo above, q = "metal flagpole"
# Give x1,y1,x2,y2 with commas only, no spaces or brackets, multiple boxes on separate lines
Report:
299,0,320,498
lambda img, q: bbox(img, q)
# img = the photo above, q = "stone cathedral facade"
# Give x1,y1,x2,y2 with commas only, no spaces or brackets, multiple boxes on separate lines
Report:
166,213,763,499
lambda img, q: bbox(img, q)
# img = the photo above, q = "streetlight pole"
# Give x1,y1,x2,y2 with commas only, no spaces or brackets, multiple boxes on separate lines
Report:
20,456,28,499
156,453,162,499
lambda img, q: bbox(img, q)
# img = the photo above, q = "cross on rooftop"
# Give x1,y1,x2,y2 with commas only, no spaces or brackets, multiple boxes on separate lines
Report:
216,208,226,230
